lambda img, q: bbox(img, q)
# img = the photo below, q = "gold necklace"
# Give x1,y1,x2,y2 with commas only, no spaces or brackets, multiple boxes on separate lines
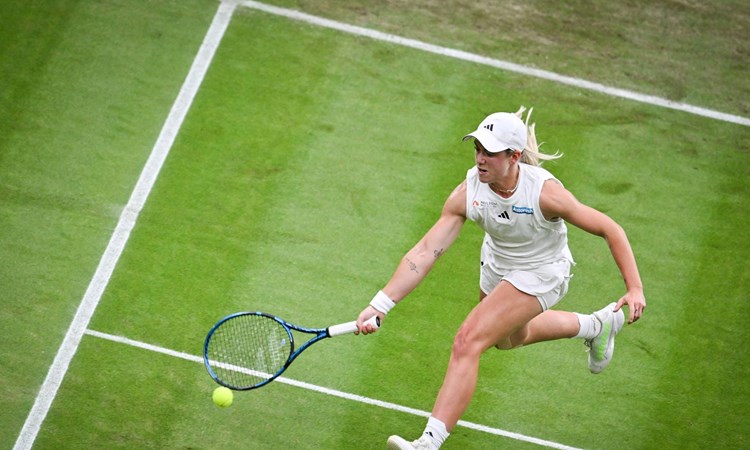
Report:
492,172,520,195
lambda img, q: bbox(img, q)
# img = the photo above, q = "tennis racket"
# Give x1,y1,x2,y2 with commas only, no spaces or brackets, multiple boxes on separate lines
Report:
203,312,380,390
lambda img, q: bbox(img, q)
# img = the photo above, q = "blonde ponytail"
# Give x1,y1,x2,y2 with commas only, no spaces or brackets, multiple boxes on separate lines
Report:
513,106,562,166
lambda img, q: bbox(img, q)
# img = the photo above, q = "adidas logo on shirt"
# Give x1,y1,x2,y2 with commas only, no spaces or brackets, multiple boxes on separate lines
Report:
497,211,510,220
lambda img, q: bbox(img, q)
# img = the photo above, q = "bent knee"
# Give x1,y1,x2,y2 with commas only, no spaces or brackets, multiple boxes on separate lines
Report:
451,327,487,358
494,338,513,350
495,340,524,350
494,330,528,350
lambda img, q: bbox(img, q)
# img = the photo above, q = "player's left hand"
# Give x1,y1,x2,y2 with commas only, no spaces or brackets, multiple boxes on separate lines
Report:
614,289,646,324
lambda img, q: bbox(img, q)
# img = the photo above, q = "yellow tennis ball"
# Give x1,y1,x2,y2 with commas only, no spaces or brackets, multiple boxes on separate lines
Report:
212,386,233,408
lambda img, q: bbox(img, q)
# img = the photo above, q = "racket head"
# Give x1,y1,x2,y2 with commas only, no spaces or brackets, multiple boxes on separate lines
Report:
203,312,294,390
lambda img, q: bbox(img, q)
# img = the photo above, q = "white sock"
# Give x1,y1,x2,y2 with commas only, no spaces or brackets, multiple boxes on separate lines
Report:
574,313,601,339
422,416,449,448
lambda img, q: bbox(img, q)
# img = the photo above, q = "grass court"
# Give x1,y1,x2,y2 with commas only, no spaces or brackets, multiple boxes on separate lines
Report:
2,1,749,448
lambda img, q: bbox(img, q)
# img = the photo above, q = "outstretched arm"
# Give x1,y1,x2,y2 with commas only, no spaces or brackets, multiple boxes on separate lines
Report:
357,182,468,332
540,180,646,324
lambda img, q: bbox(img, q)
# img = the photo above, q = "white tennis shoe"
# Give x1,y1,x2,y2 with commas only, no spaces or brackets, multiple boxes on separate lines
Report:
387,435,439,450
585,302,624,374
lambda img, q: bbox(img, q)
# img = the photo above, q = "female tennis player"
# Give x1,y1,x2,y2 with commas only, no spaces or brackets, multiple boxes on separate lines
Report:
356,107,646,450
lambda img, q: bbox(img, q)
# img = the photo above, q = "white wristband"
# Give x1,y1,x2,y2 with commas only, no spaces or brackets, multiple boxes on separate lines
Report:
369,290,396,314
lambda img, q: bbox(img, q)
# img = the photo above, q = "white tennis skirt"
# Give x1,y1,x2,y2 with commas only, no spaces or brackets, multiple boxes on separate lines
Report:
480,251,572,311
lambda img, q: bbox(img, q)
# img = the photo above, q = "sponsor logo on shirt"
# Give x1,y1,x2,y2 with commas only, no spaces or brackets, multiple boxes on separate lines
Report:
473,200,499,208
512,205,534,215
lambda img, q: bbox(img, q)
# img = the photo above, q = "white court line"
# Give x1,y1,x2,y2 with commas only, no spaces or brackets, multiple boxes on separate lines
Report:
12,2,238,450
240,0,750,128
84,329,583,450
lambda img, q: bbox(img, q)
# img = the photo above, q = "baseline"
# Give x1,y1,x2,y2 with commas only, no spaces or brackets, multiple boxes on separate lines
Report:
240,0,750,127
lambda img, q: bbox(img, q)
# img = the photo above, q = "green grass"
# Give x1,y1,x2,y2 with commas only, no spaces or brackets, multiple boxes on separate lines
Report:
265,0,750,117
2,1,750,449
0,0,218,446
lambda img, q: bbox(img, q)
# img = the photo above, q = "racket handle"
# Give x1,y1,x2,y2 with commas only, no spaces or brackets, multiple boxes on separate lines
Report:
328,315,380,337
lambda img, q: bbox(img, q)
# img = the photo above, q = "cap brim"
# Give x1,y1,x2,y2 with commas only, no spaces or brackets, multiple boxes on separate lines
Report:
462,128,509,153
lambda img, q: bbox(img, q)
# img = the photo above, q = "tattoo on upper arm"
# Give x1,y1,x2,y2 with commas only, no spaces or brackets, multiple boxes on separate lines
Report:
406,257,419,274
434,248,445,259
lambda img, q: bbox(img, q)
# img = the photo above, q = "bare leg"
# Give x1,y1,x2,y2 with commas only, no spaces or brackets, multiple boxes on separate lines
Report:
495,310,580,348
479,290,580,349
431,281,542,431
520,310,580,343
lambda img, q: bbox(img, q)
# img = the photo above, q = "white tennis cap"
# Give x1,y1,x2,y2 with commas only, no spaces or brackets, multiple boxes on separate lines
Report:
462,112,527,152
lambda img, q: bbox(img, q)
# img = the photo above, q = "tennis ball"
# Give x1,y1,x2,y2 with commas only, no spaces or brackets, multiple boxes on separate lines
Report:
212,386,233,408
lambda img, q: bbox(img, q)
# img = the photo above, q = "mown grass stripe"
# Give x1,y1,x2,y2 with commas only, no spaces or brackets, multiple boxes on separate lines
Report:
85,328,583,450
240,0,750,127
12,3,237,449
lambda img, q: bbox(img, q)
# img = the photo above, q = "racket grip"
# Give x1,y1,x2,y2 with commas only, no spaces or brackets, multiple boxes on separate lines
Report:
328,315,380,337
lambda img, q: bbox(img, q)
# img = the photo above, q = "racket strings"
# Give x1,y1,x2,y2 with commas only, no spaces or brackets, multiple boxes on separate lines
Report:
207,315,291,389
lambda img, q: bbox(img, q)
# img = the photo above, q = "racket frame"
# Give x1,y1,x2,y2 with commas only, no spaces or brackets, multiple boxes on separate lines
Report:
203,311,372,390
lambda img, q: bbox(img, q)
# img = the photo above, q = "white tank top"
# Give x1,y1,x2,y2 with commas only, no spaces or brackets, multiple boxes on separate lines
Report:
465,163,574,270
